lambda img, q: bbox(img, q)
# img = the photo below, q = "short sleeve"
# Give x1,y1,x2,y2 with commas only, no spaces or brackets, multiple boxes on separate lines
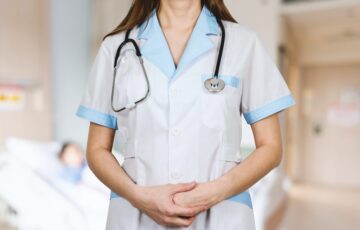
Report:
75,39,118,129
241,32,296,124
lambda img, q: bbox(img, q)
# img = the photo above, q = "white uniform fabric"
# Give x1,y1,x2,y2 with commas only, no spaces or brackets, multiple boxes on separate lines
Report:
76,6,295,230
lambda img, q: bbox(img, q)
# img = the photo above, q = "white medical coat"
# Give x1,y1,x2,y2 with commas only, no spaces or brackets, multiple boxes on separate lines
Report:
76,6,295,230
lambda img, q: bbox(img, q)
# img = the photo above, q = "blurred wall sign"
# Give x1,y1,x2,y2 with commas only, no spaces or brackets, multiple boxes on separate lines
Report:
327,103,360,126
327,89,360,126
0,84,26,111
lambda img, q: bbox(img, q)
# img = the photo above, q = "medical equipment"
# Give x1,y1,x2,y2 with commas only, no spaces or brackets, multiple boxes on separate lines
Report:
204,16,226,93
110,15,226,113
110,30,150,112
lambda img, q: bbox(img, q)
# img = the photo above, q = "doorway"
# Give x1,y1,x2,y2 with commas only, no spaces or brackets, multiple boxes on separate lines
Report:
299,64,360,187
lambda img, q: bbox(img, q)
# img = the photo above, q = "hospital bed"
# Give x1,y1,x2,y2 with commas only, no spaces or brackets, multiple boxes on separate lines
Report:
0,138,110,230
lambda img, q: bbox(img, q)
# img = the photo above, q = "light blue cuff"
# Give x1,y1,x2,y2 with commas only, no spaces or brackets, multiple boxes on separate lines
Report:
226,190,253,209
110,191,120,200
244,94,296,124
76,105,118,130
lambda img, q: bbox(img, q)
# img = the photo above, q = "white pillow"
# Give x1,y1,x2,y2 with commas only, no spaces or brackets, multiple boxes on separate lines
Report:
5,137,63,180
6,137,61,157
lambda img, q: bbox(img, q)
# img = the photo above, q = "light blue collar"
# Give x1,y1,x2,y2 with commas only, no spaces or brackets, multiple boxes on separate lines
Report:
136,6,220,80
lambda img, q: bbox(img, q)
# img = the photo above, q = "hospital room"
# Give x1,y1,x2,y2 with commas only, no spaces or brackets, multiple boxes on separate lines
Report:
0,0,359,229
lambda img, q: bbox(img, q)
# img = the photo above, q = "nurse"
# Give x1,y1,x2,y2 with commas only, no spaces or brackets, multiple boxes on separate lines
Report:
76,0,296,229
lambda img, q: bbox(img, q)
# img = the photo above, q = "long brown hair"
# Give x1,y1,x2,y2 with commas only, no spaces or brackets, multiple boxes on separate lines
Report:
102,0,236,41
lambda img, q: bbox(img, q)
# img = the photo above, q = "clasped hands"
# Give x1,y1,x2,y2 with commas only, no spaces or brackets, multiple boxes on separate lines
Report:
130,180,226,228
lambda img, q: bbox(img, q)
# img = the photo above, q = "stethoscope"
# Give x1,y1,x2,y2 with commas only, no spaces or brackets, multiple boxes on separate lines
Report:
111,14,226,113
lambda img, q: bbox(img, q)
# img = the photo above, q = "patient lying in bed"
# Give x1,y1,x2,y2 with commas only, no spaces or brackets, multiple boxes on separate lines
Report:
0,137,110,230
58,142,86,184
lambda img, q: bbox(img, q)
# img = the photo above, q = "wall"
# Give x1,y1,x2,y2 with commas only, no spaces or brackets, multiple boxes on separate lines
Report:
0,0,92,147
282,0,360,180
49,0,91,145
225,0,281,59
301,64,360,186
50,0,131,147
0,0,52,146
91,0,132,56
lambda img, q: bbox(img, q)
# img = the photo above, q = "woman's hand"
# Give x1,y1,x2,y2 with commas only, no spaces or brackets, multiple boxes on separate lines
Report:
172,180,225,210
130,182,207,228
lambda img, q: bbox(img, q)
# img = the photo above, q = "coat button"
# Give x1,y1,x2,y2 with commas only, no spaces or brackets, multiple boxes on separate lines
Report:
169,88,175,96
170,88,182,95
170,128,181,136
171,171,182,180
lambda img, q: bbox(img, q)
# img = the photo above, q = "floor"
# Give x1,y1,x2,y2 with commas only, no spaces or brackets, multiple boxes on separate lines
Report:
279,184,360,230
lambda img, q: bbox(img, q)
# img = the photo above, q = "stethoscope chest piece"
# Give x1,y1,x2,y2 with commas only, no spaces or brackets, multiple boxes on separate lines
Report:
204,77,225,93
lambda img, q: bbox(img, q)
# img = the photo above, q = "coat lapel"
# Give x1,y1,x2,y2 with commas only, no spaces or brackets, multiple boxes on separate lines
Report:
172,6,220,81
137,6,220,80
137,10,176,79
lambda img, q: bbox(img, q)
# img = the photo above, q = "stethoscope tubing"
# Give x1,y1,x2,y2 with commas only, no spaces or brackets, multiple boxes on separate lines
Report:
111,30,150,112
214,16,225,80
111,14,225,113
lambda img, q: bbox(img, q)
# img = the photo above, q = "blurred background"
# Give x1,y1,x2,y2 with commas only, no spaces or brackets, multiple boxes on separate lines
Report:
0,0,359,229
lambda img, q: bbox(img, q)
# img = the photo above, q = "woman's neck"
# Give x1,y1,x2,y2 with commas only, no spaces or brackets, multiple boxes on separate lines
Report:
158,0,202,30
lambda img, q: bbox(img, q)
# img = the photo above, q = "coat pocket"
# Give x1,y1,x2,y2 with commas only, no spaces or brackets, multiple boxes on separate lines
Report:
121,153,138,184
216,136,243,178
200,75,241,131
216,154,241,178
